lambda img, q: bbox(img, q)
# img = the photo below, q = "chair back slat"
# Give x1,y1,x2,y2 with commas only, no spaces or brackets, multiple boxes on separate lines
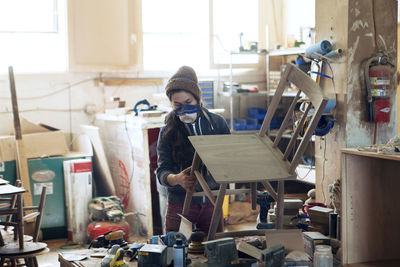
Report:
258,64,293,137
273,90,301,148
283,103,311,160
289,98,328,173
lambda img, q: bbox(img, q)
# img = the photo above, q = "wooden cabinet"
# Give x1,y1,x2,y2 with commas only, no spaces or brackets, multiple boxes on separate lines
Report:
341,149,400,266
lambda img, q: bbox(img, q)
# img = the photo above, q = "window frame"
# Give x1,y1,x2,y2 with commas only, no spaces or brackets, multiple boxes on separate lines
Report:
208,0,261,70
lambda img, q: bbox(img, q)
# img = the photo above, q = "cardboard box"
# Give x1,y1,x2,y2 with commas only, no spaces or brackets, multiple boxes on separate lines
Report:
0,118,68,162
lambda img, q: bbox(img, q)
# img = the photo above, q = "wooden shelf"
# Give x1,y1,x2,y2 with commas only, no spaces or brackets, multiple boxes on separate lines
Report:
268,47,306,56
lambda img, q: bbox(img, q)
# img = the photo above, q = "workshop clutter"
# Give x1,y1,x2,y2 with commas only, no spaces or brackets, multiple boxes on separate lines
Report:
87,196,130,242
0,117,69,162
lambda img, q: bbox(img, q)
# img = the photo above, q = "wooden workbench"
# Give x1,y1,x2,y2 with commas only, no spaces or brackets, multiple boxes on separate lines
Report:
341,149,400,266
58,249,207,267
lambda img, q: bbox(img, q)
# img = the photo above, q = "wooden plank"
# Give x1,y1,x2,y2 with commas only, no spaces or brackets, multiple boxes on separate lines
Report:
215,229,271,239
189,135,293,183
207,183,227,241
265,229,304,253
237,241,262,260
8,66,32,207
341,148,400,161
80,125,116,196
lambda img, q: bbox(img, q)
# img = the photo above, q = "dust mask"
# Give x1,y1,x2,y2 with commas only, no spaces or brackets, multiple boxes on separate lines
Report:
178,113,198,123
174,104,201,124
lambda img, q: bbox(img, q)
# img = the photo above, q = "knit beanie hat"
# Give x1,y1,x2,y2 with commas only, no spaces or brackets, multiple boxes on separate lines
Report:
165,66,201,102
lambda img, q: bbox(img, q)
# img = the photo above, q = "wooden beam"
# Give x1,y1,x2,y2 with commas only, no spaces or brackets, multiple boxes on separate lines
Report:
9,66,32,207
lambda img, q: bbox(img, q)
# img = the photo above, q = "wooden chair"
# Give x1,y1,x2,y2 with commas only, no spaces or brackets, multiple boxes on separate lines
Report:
0,186,48,267
182,63,328,240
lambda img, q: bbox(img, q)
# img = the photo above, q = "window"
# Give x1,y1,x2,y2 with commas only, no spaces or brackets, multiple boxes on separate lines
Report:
285,0,315,46
142,0,259,71
0,0,67,73
212,0,259,66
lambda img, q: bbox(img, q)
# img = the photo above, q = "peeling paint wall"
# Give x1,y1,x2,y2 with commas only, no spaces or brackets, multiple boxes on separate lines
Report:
346,0,397,147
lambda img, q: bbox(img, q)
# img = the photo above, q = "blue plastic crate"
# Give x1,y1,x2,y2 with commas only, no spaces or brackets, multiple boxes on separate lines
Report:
226,118,247,130
256,117,282,130
248,108,267,120
246,118,258,130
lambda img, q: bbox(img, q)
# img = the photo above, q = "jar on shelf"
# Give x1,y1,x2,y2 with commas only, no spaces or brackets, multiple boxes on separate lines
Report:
313,245,333,267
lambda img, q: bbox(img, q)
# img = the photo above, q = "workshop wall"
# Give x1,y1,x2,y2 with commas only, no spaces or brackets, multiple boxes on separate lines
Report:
315,0,398,203
0,73,161,143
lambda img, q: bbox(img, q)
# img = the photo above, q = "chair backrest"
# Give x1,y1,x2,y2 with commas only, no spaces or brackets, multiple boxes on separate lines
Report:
23,186,46,242
258,63,328,174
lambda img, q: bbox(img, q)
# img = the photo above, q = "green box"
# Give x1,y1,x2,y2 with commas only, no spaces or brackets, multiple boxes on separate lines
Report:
0,155,91,239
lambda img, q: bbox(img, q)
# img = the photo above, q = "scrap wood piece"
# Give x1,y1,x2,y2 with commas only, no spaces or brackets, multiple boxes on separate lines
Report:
80,125,116,196
265,229,304,253
8,66,32,207
237,241,262,261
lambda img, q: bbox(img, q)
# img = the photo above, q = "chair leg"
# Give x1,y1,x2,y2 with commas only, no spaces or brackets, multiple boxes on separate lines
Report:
26,257,35,267
0,231,4,246
16,194,24,249
251,183,257,210
33,257,39,267
276,180,285,229
182,152,201,217
182,191,193,217
207,183,227,241
33,187,47,242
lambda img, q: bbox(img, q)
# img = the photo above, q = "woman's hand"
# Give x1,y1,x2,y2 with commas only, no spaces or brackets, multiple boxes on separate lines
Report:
167,166,197,191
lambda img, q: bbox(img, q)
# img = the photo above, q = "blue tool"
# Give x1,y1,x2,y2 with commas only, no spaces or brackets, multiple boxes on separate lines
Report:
305,40,333,59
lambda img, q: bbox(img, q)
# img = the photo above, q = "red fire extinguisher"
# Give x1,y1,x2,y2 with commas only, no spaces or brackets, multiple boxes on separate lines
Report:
363,52,395,122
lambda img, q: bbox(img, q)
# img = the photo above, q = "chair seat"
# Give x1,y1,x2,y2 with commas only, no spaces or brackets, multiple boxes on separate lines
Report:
0,242,47,256
189,134,296,183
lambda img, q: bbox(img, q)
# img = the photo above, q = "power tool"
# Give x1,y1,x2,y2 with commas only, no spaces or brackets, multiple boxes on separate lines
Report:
256,191,275,229
101,245,128,267
125,243,145,261
89,230,128,249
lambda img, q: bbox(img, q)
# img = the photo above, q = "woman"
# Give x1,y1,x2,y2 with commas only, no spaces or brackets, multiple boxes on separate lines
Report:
156,66,230,233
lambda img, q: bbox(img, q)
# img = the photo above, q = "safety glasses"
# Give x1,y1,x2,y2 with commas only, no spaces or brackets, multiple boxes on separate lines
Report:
174,104,201,116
